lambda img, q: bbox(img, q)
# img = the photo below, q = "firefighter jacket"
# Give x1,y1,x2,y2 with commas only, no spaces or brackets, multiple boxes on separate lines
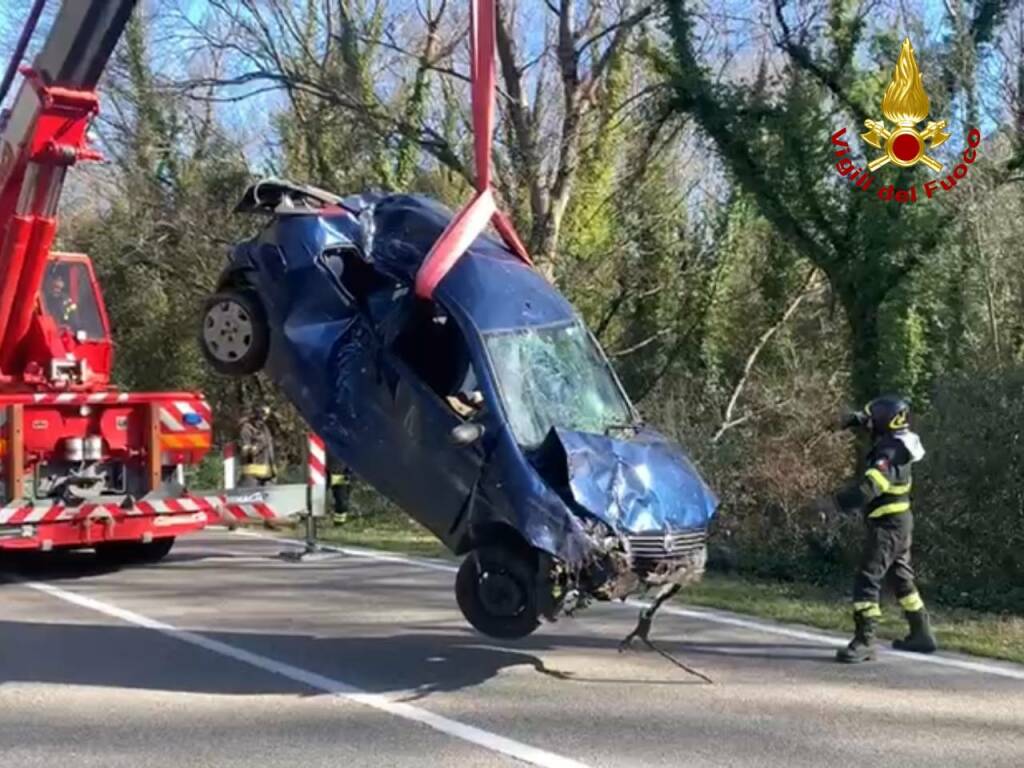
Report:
239,418,276,480
836,431,925,519
45,294,78,324
327,454,350,487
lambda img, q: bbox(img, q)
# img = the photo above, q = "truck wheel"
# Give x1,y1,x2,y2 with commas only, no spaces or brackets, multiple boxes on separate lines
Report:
456,545,540,639
95,537,175,565
199,290,269,376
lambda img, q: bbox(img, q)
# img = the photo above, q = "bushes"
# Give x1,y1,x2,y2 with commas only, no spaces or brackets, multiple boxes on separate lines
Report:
912,370,1024,612
653,367,1024,615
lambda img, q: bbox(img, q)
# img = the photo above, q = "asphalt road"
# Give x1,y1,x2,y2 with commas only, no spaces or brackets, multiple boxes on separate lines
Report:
2,531,1023,768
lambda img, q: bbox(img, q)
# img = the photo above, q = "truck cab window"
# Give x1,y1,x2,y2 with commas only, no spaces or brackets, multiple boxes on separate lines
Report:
42,261,105,340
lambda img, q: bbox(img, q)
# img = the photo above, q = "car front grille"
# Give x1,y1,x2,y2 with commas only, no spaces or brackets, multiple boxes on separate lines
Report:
627,529,707,562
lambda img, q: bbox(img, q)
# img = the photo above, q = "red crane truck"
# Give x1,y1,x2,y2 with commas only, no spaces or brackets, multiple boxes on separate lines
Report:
0,0,224,562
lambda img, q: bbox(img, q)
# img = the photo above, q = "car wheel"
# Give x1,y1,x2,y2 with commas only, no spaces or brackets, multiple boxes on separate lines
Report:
95,537,175,565
456,545,540,639
199,290,269,376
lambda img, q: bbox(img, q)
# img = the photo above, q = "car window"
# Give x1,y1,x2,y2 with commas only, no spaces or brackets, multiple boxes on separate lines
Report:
391,300,484,420
41,261,105,340
484,321,633,446
321,247,391,308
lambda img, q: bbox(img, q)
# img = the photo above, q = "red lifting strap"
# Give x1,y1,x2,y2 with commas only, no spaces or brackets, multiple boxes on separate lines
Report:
414,0,532,299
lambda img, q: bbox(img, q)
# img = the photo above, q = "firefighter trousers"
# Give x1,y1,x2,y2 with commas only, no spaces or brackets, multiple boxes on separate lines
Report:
852,512,921,616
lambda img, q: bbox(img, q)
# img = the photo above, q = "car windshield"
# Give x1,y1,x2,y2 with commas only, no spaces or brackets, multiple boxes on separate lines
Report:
483,321,634,447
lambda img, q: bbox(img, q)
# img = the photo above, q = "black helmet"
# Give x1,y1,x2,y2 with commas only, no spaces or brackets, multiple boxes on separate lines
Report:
842,394,910,435
250,402,272,420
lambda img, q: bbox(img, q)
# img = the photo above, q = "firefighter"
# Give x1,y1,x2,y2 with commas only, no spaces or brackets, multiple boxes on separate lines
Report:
827,394,937,663
238,404,276,487
44,271,77,325
327,453,353,524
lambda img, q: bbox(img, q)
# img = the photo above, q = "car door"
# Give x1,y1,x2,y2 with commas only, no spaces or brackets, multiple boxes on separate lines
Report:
386,361,486,543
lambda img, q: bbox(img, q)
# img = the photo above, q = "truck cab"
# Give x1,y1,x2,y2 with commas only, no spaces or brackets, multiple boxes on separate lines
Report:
18,253,113,389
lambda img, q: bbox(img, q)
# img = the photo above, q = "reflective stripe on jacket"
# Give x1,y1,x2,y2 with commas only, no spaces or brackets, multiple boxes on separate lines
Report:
836,433,916,518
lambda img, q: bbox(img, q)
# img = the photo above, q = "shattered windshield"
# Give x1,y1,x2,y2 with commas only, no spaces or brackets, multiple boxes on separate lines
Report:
484,321,633,447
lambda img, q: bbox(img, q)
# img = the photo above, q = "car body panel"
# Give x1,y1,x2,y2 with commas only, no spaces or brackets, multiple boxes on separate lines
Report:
222,190,717,565
549,427,719,535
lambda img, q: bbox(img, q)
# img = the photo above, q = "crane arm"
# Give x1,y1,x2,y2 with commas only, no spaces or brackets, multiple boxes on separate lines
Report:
0,0,138,376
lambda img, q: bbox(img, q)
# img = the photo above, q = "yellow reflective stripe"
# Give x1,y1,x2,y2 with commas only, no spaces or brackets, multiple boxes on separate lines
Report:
888,482,912,494
868,501,911,518
240,463,272,477
865,468,891,493
899,592,925,612
330,474,348,485
854,601,882,618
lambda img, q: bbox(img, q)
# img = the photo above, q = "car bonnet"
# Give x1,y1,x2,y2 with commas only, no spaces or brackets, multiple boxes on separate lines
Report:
548,426,719,535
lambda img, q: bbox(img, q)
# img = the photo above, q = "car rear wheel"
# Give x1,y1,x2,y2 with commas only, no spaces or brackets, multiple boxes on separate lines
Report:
95,537,175,565
199,290,269,376
456,545,540,639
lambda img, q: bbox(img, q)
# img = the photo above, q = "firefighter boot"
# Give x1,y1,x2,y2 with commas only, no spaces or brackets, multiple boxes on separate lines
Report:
836,612,877,663
893,609,938,654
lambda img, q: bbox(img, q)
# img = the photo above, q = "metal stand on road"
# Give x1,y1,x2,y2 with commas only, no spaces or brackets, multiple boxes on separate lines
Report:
279,433,340,563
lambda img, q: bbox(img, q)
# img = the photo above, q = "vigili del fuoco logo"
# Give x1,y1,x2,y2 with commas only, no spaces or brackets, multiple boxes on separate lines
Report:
829,38,981,203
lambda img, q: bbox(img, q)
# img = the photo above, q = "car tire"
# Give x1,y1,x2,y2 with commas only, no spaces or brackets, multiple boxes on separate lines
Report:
199,290,269,376
95,537,175,565
456,545,541,640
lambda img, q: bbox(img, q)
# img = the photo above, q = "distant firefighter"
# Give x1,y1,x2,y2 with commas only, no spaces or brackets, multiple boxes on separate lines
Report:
327,453,353,524
238,404,276,487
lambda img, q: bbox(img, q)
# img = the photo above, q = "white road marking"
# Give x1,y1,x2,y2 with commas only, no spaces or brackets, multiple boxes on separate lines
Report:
236,532,1024,683
22,580,593,768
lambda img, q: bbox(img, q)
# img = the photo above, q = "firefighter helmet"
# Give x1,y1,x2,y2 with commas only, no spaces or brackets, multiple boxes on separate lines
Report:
839,395,911,434
863,395,911,434
250,402,272,421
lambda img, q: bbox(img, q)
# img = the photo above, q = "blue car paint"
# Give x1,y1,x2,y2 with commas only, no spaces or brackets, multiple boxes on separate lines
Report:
550,428,719,534
224,193,718,563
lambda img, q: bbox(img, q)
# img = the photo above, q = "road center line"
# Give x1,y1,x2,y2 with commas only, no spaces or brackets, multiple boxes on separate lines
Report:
23,579,593,768
242,533,1024,683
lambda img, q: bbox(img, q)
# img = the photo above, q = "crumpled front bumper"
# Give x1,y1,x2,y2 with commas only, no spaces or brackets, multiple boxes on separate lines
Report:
625,528,709,586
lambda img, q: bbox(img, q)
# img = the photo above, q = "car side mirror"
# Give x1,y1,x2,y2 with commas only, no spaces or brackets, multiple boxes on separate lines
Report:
451,422,485,446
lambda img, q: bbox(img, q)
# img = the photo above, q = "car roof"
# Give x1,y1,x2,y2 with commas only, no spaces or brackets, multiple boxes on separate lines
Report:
341,194,577,333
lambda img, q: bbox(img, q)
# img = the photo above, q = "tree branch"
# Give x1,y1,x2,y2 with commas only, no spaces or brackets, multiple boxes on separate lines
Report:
711,270,820,443
770,0,869,125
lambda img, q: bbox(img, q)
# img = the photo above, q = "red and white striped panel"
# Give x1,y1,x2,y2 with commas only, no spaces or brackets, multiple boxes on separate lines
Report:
0,491,301,528
216,499,277,523
158,400,212,432
8,393,211,410
30,392,131,404
308,433,326,489
0,495,221,526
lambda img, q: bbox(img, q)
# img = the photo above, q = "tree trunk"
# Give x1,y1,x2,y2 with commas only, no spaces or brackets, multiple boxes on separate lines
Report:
843,298,882,404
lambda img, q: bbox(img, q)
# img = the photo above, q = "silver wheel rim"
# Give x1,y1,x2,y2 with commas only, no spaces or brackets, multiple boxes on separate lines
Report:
203,300,254,362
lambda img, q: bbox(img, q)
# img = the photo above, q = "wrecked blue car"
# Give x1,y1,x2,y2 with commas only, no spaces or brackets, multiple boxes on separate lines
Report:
200,179,718,639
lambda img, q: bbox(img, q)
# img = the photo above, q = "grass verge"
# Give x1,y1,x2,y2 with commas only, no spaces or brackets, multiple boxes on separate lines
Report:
282,506,1024,666
684,573,1024,665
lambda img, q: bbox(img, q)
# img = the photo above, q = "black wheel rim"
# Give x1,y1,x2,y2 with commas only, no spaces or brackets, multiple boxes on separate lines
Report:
478,569,526,618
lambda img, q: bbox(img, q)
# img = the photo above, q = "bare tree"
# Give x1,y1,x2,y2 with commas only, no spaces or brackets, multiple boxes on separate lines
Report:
171,0,654,269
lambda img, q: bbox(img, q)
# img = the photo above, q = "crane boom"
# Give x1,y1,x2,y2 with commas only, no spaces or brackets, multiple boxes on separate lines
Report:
0,0,138,378
0,1,234,558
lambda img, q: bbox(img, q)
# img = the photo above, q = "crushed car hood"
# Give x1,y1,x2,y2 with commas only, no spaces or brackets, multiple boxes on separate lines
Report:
549,427,718,535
